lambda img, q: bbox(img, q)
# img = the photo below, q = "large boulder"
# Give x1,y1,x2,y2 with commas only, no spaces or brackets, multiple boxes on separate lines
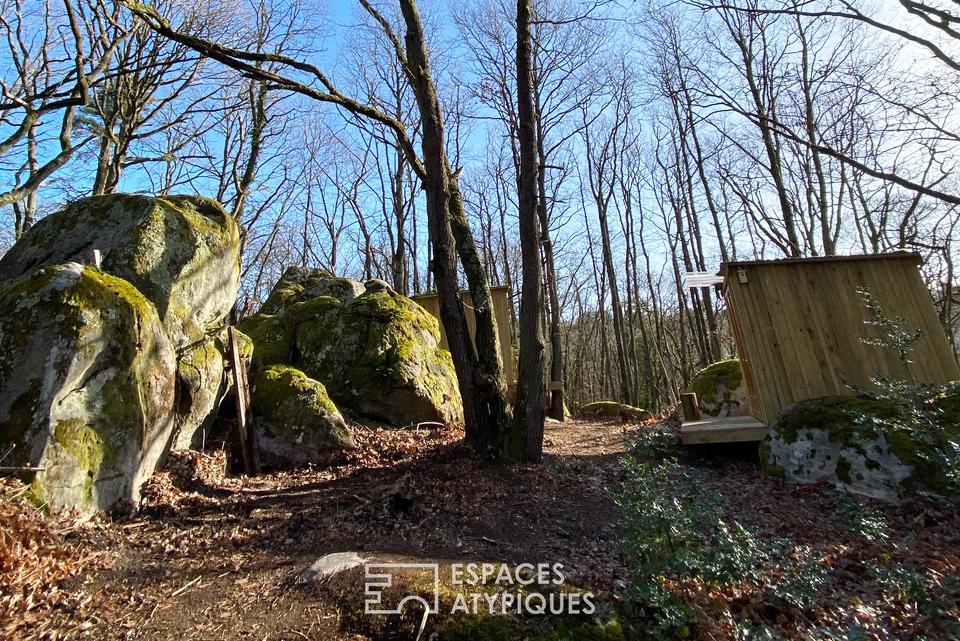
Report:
0,194,240,349
242,270,462,426
251,365,355,465
0,194,244,512
0,263,176,513
760,395,960,501
689,359,748,418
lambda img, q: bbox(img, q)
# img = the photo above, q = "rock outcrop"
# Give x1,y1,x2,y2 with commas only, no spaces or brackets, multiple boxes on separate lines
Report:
242,267,462,427
0,264,176,512
0,194,242,512
688,359,748,418
251,365,354,465
172,328,252,451
760,394,960,501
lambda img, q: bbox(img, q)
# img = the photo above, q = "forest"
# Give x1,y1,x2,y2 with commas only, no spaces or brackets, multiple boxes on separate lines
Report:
3,0,958,414
2,0,960,639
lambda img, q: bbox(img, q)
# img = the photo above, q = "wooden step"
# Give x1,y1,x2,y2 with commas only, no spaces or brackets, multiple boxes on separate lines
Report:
680,416,767,445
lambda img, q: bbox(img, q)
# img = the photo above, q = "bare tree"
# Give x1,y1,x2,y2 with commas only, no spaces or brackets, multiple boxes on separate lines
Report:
122,0,513,453
0,0,121,230
508,0,546,462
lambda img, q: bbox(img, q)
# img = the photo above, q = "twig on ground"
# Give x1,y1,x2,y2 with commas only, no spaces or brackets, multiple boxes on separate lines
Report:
169,576,202,598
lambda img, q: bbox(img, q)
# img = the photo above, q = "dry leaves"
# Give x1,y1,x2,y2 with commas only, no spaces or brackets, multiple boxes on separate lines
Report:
0,478,110,640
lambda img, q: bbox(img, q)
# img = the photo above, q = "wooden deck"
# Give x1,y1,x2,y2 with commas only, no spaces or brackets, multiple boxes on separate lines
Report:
680,416,768,445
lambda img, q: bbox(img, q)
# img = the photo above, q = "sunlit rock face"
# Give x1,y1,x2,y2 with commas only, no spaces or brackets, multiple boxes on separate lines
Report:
251,365,355,466
0,193,241,349
688,359,748,418
0,263,176,513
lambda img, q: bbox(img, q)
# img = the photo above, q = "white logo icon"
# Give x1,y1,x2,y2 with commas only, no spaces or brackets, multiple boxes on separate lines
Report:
364,563,440,615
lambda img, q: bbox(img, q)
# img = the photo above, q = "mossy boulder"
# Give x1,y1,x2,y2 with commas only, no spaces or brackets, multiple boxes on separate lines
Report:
259,266,365,316
760,394,960,501
578,401,653,422
0,263,176,513
0,194,240,349
251,365,354,464
688,359,747,418
241,270,462,427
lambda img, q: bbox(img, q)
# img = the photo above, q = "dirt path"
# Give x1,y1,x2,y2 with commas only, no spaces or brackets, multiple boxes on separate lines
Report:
10,417,960,639
11,419,639,640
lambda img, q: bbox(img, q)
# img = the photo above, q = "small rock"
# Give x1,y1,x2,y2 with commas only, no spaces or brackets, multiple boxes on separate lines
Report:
298,552,368,584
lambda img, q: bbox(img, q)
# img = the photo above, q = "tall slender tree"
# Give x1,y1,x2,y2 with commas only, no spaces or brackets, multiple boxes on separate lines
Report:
509,0,546,462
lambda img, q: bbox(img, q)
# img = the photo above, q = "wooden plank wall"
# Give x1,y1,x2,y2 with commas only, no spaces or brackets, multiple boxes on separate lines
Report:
722,254,960,425
412,286,516,385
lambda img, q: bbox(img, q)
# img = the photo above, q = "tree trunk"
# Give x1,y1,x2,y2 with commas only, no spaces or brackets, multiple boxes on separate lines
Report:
399,0,506,454
509,0,546,462
536,122,564,421
448,176,511,450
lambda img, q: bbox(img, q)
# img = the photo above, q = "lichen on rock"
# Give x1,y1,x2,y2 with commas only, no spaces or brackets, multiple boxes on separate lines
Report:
297,288,462,425
251,365,355,465
259,265,365,316
0,193,245,512
171,327,256,451
688,359,747,418
759,394,960,501
0,263,176,513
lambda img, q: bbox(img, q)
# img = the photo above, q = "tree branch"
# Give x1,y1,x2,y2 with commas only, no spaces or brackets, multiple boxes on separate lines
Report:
121,1,426,180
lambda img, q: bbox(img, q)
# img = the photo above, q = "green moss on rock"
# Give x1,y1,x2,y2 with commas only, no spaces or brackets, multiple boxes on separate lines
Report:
240,314,293,369
245,270,462,427
312,289,460,425
0,193,241,350
0,262,176,513
688,359,746,418
770,396,901,447
172,337,227,450
758,442,786,479
578,401,652,422
252,365,354,465
259,266,364,316
761,394,960,500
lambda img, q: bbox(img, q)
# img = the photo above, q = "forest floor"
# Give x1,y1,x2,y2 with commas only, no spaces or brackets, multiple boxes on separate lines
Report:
2,417,959,640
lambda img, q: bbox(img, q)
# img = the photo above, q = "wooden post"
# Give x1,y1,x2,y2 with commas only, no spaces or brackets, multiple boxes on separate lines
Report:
547,381,565,421
680,393,701,422
229,327,260,474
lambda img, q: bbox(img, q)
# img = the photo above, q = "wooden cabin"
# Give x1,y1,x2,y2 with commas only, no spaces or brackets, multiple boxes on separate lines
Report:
682,252,960,444
412,286,516,386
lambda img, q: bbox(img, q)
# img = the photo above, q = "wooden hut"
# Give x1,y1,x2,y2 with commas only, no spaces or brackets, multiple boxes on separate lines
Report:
412,286,516,386
682,252,960,444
